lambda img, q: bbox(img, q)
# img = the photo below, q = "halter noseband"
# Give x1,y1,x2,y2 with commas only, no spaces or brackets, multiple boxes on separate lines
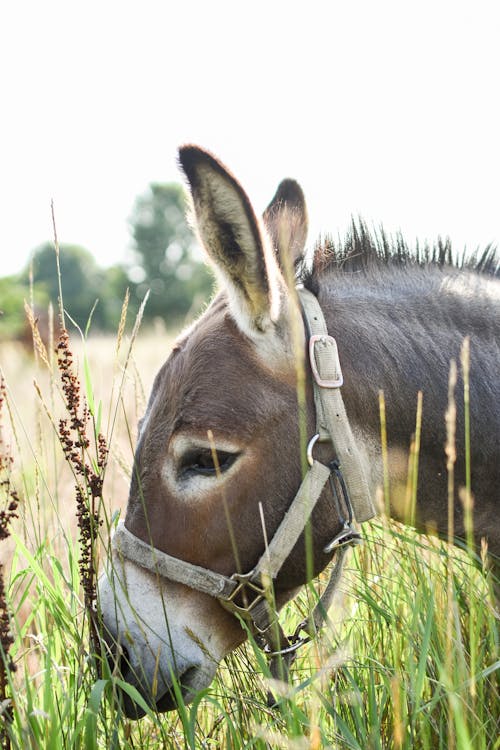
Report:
111,288,375,679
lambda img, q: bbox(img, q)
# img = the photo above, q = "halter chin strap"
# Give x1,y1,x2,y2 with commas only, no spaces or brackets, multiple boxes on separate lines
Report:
111,287,375,686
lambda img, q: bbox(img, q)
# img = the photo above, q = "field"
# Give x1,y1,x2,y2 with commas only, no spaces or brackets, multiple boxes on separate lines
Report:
0,316,498,749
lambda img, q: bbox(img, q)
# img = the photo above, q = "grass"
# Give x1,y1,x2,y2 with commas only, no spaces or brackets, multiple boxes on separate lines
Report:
0,314,498,749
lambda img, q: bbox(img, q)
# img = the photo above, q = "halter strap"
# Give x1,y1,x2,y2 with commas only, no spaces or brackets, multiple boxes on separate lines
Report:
111,461,337,678
113,521,236,598
112,459,332,607
298,287,375,522
110,287,376,682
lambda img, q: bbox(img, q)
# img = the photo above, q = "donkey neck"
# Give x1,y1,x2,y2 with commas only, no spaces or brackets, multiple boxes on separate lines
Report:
312,264,500,549
315,267,451,438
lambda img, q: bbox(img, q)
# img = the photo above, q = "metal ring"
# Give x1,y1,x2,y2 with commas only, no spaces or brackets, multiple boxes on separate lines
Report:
306,433,320,467
263,635,312,657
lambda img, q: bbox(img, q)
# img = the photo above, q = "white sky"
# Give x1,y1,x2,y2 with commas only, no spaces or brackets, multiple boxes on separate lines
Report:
1,1,499,277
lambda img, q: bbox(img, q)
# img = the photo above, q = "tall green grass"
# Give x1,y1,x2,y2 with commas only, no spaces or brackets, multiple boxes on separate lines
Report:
0,311,498,749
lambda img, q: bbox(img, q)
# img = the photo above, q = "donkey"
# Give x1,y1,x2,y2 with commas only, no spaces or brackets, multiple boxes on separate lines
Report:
98,146,500,717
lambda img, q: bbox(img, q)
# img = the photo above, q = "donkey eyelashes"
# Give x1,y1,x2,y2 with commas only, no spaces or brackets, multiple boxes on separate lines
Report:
179,448,240,477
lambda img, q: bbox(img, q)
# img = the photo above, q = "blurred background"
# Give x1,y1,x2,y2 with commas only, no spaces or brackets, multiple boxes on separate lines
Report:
1,0,499,340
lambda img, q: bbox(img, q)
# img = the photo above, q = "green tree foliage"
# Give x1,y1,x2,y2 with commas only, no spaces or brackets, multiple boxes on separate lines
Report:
26,243,129,333
0,277,31,340
129,183,214,322
1,182,214,341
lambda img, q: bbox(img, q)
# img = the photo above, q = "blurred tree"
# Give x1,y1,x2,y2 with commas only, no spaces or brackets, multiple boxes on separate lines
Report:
0,277,31,340
1,181,214,341
102,264,139,330
129,183,214,322
26,243,109,331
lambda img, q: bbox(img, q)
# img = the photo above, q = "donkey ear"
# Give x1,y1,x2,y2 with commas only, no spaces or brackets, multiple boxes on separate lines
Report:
179,145,281,333
263,179,308,279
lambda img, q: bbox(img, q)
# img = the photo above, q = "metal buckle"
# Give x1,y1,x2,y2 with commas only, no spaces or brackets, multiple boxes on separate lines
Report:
309,334,343,388
324,522,363,554
219,571,275,633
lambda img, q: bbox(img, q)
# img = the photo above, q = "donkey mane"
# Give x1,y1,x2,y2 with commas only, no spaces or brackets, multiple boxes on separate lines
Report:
302,219,499,291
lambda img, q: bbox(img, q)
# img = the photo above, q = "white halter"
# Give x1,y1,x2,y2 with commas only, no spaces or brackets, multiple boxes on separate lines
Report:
111,288,375,678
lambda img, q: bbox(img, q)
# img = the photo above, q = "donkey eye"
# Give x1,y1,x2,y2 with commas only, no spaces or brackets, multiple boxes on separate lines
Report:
181,449,239,477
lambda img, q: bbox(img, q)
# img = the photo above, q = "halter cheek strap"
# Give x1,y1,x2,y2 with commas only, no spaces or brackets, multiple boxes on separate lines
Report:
110,287,375,682
299,287,374,523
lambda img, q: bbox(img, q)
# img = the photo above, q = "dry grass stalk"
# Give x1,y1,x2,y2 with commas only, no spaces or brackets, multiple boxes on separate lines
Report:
23,301,51,371
444,359,458,750
115,287,130,357
55,328,107,648
0,377,19,750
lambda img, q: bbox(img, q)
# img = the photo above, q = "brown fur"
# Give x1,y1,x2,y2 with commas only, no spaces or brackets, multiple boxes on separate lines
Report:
108,146,499,716
128,148,499,601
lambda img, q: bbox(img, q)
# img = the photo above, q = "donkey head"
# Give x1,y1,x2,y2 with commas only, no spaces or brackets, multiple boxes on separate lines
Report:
98,147,343,716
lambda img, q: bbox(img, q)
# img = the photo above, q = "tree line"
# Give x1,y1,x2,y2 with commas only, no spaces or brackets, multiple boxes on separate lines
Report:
0,183,214,340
